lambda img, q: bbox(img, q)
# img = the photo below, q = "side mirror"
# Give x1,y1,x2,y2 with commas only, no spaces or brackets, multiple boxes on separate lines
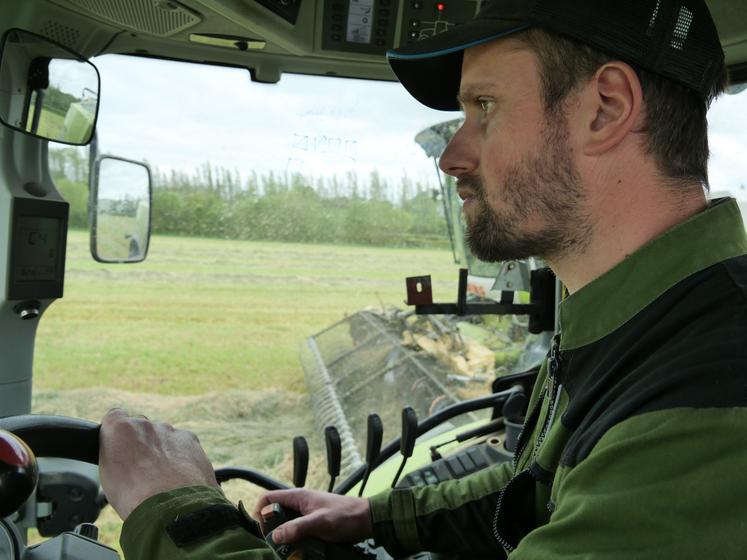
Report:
0,29,100,145
91,156,152,263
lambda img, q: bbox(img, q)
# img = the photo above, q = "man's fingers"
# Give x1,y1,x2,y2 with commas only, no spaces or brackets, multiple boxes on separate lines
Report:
102,408,129,425
273,512,321,544
252,489,305,530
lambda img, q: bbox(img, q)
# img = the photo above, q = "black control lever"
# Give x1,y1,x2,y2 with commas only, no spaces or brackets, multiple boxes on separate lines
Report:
324,426,342,493
391,407,418,488
292,436,309,488
502,390,528,423
358,413,383,497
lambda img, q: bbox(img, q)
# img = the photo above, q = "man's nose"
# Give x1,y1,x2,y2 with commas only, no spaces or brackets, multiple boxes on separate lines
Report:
438,123,477,178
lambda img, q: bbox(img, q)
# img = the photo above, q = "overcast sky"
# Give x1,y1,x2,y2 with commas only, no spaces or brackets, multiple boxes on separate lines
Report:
89,54,747,199
92,54,451,196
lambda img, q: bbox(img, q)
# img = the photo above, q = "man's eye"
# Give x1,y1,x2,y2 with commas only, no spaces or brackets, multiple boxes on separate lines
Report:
478,98,495,113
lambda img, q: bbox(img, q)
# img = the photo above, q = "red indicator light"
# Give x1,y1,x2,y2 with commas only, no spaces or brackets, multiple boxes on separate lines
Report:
436,2,445,11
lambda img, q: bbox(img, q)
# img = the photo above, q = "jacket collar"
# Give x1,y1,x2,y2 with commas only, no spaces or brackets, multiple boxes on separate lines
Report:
559,198,747,350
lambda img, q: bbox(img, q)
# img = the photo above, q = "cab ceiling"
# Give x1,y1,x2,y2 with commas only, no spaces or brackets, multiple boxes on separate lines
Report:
24,0,747,85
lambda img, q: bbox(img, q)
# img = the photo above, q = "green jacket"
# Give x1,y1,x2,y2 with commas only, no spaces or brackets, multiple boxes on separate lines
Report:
370,198,747,559
120,486,275,559
120,199,747,559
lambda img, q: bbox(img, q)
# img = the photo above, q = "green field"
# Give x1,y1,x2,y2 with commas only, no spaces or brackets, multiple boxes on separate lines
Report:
35,230,459,395
30,230,460,549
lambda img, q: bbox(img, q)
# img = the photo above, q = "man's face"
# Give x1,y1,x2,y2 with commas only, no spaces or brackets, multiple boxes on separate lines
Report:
439,39,592,263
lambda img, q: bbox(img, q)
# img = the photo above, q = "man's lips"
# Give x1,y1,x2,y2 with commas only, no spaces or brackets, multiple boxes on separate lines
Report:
456,179,479,202
457,187,476,202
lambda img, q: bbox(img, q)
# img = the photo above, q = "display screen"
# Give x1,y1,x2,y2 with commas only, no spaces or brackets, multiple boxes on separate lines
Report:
347,0,374,43
13,216,62,282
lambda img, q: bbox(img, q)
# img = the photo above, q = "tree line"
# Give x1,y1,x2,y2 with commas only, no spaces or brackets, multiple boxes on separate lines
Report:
49,147,449,248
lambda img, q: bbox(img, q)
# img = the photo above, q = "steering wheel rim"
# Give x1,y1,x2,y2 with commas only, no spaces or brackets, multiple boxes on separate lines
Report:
0,414,289,491
0,415,100,464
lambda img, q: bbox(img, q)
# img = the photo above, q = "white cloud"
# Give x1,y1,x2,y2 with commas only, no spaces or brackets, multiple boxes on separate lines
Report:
92,54,453,195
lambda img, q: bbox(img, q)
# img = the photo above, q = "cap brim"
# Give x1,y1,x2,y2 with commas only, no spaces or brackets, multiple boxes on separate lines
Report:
387,19,529,111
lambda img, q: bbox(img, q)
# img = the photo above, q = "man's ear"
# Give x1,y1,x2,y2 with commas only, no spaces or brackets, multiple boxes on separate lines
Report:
581,61,643,156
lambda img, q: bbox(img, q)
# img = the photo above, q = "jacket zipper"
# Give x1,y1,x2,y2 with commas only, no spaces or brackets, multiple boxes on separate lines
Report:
492,470,526,552
494,332,563,552
535,333,562,451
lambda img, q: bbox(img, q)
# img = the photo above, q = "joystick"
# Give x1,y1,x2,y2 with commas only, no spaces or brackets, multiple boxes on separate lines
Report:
0,429,39,518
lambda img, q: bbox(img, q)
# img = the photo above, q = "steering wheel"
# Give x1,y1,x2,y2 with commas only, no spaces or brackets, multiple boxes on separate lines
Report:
0,415,376,560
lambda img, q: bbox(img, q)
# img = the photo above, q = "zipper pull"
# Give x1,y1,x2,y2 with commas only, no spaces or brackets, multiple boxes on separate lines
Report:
548,333,562,378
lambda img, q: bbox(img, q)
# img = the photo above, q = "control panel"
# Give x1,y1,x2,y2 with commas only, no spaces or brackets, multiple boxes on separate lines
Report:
397,438,512,488
321,0,483,56
322,0,400,55
398,0,482,47
8,197,68,301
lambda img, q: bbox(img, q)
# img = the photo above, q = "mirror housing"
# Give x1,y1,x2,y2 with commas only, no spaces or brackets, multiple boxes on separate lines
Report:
90,156,152,263
0,29,100,145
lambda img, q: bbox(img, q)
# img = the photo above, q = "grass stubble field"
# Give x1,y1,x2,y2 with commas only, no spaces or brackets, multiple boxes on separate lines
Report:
31,229,458,549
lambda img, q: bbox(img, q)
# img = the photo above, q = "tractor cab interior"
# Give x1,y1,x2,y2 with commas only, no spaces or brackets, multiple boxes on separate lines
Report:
0,1,747,559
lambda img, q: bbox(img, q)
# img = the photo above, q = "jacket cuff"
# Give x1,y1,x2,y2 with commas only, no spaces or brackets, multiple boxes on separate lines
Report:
120,485,269,559
369,488,420,557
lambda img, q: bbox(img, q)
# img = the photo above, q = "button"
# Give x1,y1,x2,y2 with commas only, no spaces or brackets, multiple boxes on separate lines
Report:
332,3,344,10
331,33,341,41
468,447,488,469
332,13,343,21
408,472,426,486
332,24,342,31
412,1,423,8
376,28,386,36
409,31,418,39
375,39,385,46
379,8,390,16
423,469,439,485
381,0,391,5
446,456,465,477
378,19,388,26
433,461,451,481
457,452,475,473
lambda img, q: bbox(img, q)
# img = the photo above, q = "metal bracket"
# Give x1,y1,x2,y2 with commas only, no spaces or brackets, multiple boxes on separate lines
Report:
405,268,556,334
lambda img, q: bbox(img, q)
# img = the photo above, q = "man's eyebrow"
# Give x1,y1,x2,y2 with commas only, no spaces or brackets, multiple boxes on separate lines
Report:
456,83,499,105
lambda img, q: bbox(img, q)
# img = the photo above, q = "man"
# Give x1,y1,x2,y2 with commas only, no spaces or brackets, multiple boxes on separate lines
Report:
100,0,747,558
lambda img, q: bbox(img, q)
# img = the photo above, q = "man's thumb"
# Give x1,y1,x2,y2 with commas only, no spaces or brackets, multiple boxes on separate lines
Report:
272,514,314,544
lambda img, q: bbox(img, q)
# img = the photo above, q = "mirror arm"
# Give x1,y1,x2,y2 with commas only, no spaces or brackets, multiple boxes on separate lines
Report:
28,89,44,135
25,56,51,135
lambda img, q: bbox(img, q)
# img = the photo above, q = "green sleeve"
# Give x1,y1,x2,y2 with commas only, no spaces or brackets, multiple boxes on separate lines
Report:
369,461,514,558
120,485,275,560
510,408,747,559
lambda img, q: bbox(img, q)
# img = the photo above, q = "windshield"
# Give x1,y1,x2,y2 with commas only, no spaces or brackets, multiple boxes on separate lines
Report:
708,85,747,196
36,55,747,550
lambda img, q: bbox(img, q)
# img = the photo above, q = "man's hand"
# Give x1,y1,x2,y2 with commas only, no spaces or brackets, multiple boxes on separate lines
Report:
253,489,373,545
99,409,220,521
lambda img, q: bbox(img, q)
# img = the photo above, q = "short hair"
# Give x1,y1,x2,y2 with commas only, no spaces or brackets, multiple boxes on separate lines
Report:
516,28,729,191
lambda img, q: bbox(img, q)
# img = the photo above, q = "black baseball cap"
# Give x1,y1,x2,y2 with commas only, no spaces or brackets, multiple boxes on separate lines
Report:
387,0,725,110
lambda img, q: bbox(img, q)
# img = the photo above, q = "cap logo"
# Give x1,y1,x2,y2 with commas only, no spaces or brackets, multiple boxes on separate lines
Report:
672,6,694,50
647,0,662,36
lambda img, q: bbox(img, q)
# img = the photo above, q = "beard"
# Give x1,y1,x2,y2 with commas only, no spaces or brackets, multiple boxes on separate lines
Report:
463,112,592,263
